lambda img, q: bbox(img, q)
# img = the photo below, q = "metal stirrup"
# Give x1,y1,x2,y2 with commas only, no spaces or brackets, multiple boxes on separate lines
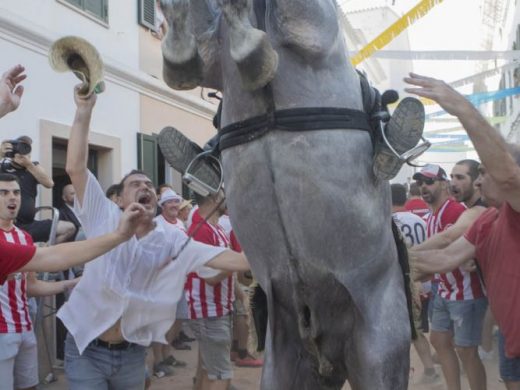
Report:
183,151,223,197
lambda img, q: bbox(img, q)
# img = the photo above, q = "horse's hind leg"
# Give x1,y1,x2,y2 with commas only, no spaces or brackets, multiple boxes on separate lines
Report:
218,0,278,90
160,0,204,90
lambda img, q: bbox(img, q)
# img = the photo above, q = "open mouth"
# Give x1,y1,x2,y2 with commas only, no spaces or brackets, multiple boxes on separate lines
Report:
137,193,152,206
7,204,17,211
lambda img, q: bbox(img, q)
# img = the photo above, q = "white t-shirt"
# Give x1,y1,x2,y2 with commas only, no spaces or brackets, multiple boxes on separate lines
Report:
58,171,226,353
392,211,427,248
155,214,186,233
393,211,430,293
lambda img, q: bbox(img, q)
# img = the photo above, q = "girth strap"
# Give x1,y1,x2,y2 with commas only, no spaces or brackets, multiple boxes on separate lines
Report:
218,107,372,151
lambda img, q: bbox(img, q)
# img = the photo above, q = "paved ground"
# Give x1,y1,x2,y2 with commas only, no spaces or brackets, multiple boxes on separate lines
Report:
42,338,504,390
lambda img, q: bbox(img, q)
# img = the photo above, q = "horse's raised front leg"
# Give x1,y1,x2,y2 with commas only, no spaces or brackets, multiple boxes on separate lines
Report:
160,0,204,90
268,0,340,58
218,0,278,91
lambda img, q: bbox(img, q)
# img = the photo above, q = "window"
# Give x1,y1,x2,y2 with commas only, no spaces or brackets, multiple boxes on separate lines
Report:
62,0,109,23
138,0,157,31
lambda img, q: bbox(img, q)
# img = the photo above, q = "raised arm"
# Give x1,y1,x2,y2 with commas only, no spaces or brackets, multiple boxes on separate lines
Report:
20,203,144,273
404,73,520,211
0,65,26,119
65,86,97,206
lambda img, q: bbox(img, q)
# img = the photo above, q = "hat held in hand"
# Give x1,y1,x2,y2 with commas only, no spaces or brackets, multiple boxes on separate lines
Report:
49,36,105,97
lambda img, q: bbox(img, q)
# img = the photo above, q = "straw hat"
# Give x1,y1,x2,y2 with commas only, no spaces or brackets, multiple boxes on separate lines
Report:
49,36,105,97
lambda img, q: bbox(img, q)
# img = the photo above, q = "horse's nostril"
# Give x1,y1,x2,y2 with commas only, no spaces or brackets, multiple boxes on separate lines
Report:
302,305,311,328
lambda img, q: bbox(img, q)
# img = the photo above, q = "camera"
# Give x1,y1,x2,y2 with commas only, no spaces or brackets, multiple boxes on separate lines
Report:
4,139,32,158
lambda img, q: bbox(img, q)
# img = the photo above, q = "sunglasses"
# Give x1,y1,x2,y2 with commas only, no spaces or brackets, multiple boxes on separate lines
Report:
415,178,438,186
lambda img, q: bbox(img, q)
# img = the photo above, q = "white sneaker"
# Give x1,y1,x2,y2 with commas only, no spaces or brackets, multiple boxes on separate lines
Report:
417,371,441,384
478,346,494,360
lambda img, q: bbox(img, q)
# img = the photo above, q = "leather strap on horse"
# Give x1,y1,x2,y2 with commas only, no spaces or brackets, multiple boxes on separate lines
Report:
392,219,418,341
218,107,372,151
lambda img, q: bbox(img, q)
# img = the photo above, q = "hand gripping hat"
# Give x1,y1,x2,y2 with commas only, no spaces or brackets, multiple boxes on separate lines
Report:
49,36,105,97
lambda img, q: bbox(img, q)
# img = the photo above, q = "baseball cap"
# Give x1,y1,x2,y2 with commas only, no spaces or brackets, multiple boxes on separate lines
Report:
159,188,182,206
412,164,448,181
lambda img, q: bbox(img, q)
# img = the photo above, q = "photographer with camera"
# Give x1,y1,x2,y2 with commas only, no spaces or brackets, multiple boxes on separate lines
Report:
0,136,76,243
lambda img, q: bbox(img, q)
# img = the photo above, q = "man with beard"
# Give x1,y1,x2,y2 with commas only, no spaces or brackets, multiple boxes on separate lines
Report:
413,159,487,252
407,73,520,390
411,164,487,390
60,86,249,389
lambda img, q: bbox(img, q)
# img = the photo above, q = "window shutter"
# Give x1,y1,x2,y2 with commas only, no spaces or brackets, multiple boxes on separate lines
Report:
137,133,159,186
138,0,157,31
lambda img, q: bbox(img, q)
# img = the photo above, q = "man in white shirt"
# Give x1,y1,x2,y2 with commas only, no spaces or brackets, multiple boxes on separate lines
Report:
59,86,249,389
391,183,440,385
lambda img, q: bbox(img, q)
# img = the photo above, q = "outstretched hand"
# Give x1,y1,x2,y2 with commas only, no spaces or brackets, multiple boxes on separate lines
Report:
403,73,473,118
0,65,26,118
117,203,146,239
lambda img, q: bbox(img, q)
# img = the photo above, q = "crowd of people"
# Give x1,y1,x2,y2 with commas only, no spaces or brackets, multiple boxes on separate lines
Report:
0,58,519,390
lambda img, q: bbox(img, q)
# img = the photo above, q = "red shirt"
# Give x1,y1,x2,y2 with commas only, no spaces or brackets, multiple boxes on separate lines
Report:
465,202,520,357
0,227,35,333
0,240,35,285
428,199,484,301
185,210,234,319
405,198,430,219
230,231,241,252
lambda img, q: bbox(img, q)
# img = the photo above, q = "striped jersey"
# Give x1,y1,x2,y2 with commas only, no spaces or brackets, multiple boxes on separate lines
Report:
185,211,234,319
427,199,485,301
0,226,33,333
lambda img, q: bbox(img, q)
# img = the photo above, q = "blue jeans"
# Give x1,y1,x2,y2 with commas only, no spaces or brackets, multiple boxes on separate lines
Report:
64,334,146,390
498,331,520,382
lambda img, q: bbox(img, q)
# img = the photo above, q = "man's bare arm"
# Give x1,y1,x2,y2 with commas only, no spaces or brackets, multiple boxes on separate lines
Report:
405,73,520,211
17,157,54,188
410,236,476,280
412,206,486,251
26,272,79,297
206,251,250,272
65,86,97,206
20,203,144,273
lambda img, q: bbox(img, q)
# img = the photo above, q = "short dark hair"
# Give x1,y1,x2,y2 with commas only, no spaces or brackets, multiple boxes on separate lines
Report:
106,184,121,198
409,182,421,197
0,173,20,184
118,169,150,190
391,183,407,206
455,159,480,181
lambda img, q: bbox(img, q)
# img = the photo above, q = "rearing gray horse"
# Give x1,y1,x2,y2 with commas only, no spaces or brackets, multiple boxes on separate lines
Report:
159,0,413,388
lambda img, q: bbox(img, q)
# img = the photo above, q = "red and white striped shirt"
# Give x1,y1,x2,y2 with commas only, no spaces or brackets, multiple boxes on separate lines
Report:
427,199,485,301
185,211,234,319
0,226,33,333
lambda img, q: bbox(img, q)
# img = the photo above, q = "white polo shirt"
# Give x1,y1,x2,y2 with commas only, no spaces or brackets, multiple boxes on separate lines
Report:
57,171,225,353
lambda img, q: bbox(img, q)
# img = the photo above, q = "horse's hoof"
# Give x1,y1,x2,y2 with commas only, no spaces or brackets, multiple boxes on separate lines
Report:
373,97,425,180
162,54,204,90
231,29,279,91
158,127,220,189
